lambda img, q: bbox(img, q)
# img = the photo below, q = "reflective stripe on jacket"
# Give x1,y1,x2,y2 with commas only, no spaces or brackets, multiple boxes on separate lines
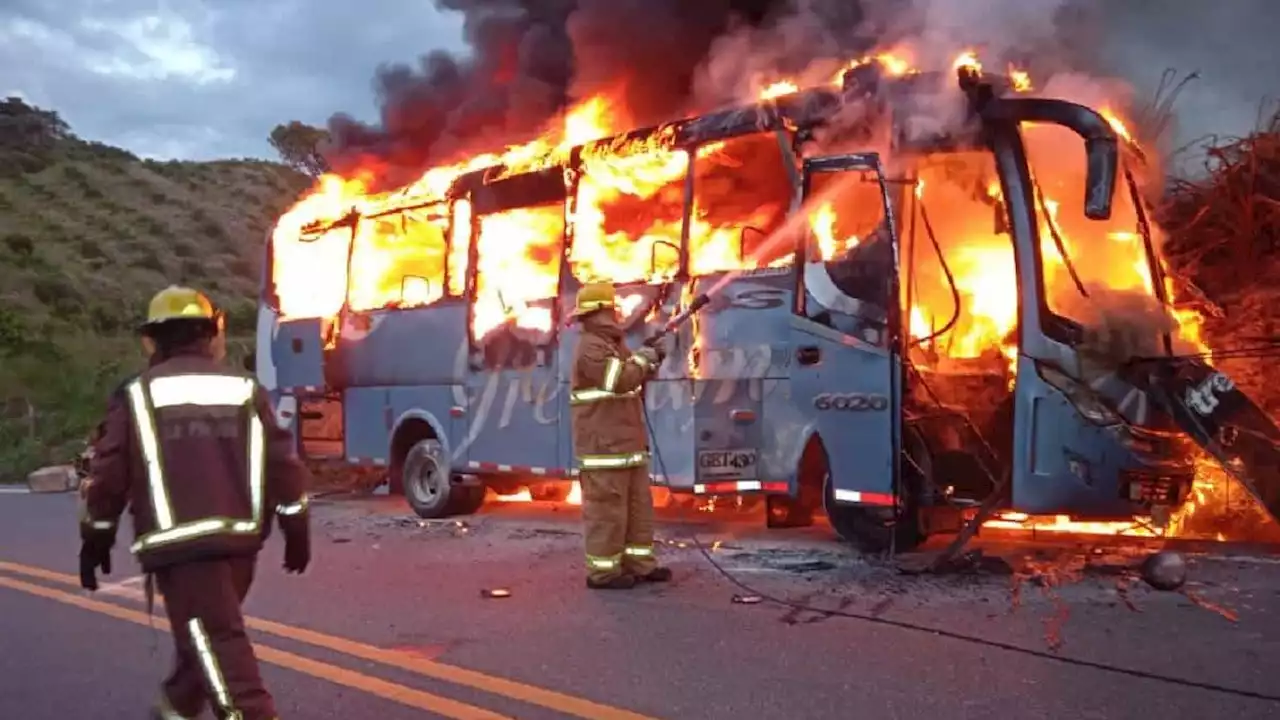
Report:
569,320,656,469
86,352,311,570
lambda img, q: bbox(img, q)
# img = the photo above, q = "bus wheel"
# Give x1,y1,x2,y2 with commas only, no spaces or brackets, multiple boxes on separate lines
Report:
822,435,927,553
403,438,456,519
447,484,486,515
823,473,924,553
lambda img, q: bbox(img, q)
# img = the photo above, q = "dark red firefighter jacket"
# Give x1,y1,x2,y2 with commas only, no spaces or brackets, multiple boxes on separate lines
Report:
84,348,311,571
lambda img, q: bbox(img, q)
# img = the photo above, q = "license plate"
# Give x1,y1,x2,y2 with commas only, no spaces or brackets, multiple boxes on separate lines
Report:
697,449,759,480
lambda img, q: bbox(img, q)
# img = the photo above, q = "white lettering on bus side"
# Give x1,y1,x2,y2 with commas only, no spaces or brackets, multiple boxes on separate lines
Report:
445,336,789,461
498,378,522,430
449,342,501,459
532,370,562,425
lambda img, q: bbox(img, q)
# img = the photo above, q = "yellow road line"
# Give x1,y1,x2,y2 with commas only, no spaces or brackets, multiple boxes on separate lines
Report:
0,573,509,720
0,560,658,720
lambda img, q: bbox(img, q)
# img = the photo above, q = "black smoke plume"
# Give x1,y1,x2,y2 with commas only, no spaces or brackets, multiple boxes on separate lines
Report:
324,0,856,185
324,0,1178,186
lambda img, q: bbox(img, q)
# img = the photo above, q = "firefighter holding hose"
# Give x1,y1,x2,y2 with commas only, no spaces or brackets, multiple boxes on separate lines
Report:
78,285,312,720
568,282,673,590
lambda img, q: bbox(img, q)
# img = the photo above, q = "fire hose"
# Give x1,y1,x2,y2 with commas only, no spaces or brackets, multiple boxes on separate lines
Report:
637,294,1280,703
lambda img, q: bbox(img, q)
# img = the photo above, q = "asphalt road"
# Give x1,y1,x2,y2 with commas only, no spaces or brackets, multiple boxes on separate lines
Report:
3,488,1280,720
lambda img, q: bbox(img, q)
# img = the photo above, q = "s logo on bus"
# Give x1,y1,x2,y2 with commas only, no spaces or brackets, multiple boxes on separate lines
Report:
813,392,889,412
703,287,787,314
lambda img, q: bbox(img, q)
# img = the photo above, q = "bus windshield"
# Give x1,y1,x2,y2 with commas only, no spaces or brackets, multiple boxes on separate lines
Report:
903,149,1016,371
1019,121,1173,357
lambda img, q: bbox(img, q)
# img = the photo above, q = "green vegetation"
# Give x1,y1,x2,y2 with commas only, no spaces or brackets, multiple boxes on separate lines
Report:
0,96,314,480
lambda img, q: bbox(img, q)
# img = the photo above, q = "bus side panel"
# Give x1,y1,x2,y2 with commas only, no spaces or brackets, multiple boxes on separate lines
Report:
462,365,561,471
272,318,327,391
759,377,807,492
645,379,695,489
789,318,896,502
355,385,465,467
338,302,468,387
343,387,390,466
692,379,763,489
684,272,796,492
1011,355,1144,517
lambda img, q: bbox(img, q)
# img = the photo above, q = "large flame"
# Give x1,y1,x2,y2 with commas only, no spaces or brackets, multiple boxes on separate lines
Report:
269,49,1229,538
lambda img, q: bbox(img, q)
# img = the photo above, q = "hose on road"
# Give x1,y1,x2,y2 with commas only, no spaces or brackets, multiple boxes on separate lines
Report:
640,403,1280,704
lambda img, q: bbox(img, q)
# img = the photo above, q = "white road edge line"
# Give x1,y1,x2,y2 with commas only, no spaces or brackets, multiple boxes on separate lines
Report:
96,576,147,599
0,488,31,494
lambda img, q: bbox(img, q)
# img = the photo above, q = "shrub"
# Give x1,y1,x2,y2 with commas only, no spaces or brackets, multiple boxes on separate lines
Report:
2,232,34,258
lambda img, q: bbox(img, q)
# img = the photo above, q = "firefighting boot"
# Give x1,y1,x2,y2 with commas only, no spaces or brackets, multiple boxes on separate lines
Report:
635,567,673,583
587,574,637,590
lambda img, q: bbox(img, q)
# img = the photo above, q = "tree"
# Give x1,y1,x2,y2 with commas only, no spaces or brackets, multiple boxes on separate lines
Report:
0,96,71,152
268,121,331,177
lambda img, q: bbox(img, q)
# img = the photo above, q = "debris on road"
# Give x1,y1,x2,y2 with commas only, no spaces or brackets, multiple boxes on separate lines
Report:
1141,551,1188,591
26,465,76,493
481,588,512,599
1182,590,1239,623
731,594,763,605
895,548,1013,576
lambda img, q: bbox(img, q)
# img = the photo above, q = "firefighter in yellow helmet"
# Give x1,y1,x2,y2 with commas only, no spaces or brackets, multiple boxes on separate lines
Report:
568,281,672,589
80,285,312,720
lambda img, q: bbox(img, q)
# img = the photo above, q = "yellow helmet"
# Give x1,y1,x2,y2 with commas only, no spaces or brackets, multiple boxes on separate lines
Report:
144,285,219,326
571,282,615,319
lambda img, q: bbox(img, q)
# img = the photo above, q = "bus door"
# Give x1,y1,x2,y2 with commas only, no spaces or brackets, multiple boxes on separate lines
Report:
268,223,353,460
460,171,565,470
789,153,902,507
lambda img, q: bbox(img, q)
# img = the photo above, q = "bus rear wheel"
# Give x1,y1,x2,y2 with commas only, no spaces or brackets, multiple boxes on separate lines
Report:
403,438,483,518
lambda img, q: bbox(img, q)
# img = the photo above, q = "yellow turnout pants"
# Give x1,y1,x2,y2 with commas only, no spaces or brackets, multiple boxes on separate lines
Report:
580,466,657,582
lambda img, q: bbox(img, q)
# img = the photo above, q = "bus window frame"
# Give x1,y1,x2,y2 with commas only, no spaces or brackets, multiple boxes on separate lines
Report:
343,202,453,315
463,169,571,358
683,131,800,279
565,146,691,287
268,220,357,321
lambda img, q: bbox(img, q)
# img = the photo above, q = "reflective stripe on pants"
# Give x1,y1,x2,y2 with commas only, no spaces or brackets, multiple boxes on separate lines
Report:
577,451,649,470
580,466,658,582
157,558,276,720
190,617,238,715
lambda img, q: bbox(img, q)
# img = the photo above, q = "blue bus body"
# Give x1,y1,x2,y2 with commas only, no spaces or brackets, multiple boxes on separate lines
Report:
253,64,1196,549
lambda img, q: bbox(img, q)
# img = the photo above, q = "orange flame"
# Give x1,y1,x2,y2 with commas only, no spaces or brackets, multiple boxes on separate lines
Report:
268,50,1222,536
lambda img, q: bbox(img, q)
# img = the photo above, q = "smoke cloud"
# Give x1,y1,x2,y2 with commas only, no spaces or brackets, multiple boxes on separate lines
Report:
324,0,1273,186
325,0,813,184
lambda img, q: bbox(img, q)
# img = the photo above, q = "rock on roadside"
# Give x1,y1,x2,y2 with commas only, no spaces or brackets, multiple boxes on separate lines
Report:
27,465,78,493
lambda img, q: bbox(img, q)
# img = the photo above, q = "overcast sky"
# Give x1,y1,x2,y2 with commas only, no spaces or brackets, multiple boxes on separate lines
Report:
1,0,1275,171
0,0,466,160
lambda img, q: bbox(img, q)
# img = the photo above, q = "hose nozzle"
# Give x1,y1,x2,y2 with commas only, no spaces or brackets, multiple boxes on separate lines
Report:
644,293,711,347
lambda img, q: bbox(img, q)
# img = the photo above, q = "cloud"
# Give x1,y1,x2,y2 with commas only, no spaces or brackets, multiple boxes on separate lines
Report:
1081,0,1279,174
0,0,466,160
1,0,1275,172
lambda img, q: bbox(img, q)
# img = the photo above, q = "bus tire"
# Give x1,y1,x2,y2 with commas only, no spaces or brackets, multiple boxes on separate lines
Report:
446,484,486,515
822,430,927,553
403,438,457,519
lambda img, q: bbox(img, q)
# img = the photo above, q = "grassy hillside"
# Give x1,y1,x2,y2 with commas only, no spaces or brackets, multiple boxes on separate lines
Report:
0,116,312,479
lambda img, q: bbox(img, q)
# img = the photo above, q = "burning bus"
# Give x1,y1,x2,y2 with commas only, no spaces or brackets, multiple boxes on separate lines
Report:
254,50,1258,551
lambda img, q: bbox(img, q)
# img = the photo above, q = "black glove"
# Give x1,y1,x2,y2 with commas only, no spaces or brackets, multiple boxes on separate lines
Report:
653,339,670,364
280,514,310,574
78,526,114,591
